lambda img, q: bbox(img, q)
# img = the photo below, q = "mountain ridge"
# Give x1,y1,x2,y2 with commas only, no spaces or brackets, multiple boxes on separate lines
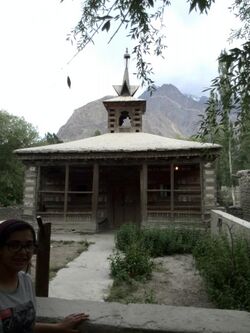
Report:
57,84,207,142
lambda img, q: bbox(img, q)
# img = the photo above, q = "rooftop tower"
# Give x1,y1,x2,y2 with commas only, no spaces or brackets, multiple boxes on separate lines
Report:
103,49,146,133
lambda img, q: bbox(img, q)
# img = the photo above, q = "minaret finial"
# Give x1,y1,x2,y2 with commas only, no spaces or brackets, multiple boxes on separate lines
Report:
124,48,130,69
112,49,139,97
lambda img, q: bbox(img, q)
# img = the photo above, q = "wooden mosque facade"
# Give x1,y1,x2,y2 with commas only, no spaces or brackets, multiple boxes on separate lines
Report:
15,51,220,232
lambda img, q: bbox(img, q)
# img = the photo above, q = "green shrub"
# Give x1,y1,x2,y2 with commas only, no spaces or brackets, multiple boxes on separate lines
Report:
112,224,250,311
109,251,129,282
116,224,204,257
143,227,202,256
109,242,153,282
193,234,250,311
115,224,142,252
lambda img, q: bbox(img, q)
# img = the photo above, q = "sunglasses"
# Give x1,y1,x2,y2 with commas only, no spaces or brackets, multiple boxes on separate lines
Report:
5,241,37,253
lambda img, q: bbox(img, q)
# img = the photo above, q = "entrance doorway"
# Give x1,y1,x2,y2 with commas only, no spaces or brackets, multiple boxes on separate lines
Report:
101,166,140,229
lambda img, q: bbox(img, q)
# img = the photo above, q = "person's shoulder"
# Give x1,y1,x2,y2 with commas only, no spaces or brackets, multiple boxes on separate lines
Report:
18,271,33,285
17,271,36,309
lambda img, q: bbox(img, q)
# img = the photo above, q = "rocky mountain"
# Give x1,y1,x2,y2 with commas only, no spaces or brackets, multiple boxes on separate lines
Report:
57,84,207,142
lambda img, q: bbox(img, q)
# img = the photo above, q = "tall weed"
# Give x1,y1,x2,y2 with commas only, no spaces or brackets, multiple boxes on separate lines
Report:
109,242,153,282
115,224,142,251
115,224,204,257
193,234,250,311
112,224,250,311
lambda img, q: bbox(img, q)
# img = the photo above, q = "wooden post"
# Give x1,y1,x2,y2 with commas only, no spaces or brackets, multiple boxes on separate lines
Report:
92,163,99,228
171,163,174,220
140,163,147,226
200,161,205,224
64,164,69,223
35,216,51,297
34,166,40,218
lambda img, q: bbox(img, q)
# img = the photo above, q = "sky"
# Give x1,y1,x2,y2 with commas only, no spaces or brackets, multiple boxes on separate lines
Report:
0,0,240,137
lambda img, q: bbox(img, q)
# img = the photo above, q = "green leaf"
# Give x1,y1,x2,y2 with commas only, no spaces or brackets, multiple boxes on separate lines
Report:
96,15,113,20
102,20,111,32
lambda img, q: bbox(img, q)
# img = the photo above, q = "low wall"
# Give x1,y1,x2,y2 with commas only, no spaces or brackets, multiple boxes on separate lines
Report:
37,297,250,333
0,206,23,221
237,170,250,221
211,210,250,240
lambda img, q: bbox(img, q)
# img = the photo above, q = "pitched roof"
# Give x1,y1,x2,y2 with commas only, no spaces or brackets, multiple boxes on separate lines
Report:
15,132,220,155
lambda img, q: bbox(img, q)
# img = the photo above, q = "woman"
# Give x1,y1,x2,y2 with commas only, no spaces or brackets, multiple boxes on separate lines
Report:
0,219,89,332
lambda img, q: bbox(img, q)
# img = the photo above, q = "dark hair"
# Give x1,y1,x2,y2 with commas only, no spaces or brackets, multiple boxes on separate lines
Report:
0,219,36,247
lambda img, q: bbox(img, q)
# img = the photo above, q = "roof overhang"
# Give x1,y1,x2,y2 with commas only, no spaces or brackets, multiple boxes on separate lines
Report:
103,98,146,114
14,133,221,164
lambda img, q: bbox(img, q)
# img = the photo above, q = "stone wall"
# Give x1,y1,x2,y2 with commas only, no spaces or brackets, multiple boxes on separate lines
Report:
37,297,250,333
22,165,38,221
0,206,23,221
237,170,250,222
203,162,217,223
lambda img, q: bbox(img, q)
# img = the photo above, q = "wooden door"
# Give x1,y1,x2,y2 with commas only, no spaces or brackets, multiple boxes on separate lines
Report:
110,167,140,228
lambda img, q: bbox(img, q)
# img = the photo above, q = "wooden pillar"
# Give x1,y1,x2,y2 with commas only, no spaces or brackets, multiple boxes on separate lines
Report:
92,163,99,228
35,216,51,297
200,161,205,223
64,164,69,223
170,163,174,220
34,165,41,217
140,163,148,227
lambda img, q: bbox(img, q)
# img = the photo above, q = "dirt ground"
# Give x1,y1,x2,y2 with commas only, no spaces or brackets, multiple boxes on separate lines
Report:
140,254,214,307
31,240,89,281
34,239,213,307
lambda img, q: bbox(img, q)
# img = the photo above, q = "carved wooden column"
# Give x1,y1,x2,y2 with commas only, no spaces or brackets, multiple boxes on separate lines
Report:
170,163,174,220
140,163,148,227
92,163,99,230
200,161,205,223
64,164,69,224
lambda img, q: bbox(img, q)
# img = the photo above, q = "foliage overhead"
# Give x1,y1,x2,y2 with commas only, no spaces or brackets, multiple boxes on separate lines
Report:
0,110,39,206
198,0,249,137
196,0,250,189
0,111,63,206
38,132,63,145
65,0,216,88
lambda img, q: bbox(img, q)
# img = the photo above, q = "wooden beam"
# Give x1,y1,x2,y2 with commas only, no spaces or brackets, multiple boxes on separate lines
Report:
140,163,147,226
92,163,99,228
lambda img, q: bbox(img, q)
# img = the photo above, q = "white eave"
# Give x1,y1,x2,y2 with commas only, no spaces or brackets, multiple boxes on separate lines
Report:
15,132,221,155
103,96,145,102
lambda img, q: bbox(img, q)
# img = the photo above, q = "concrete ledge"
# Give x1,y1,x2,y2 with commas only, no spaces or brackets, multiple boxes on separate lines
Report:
37,297,250,333
211,210,250,240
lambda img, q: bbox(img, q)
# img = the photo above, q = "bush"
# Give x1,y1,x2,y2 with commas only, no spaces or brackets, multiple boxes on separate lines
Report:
109,242,153,282
115,224,142,252
193,234,250,311
115,224,204,257
111,224,203,283
143,227,203,256
112,224,250,311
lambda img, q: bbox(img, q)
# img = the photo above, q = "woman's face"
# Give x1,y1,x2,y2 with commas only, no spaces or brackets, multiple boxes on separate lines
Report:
0,229,35,273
